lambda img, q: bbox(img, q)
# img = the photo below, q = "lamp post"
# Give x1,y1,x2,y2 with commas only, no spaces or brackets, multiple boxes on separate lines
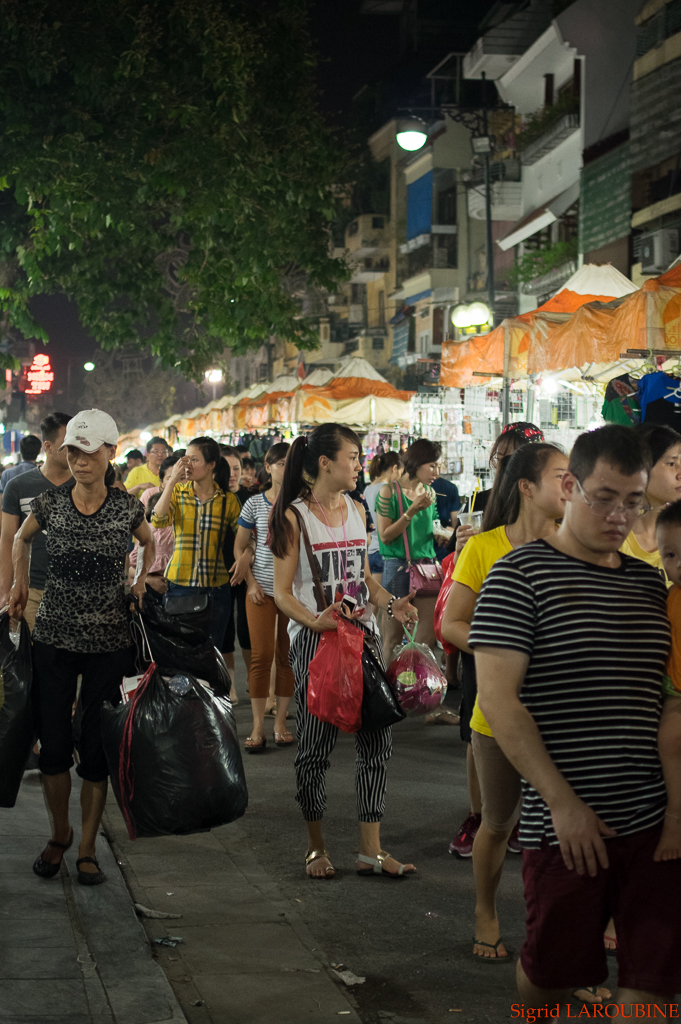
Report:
396,86,513,423
205,367,223,402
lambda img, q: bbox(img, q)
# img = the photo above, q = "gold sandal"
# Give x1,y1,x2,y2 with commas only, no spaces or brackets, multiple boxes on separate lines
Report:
305,848,335,878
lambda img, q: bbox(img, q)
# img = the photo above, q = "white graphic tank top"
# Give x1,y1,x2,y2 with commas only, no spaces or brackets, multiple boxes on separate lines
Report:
288,494,376,643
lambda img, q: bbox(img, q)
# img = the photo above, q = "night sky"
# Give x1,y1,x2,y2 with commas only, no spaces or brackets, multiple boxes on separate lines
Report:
28,0,495,417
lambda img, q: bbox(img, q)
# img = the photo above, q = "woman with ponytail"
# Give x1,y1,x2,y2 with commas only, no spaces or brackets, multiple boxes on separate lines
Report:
441,444,572,964
272,424,418,880
232,443,295,752
9,409,155,885
152,436,241,651
363,451,401,583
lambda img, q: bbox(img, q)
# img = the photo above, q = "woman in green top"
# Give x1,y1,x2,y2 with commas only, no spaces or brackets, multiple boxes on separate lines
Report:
375,438,447,653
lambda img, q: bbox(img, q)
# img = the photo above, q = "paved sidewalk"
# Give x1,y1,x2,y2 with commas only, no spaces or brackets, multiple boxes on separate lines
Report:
0,772,186,1024
103,798,363,1024
0,768,361,1024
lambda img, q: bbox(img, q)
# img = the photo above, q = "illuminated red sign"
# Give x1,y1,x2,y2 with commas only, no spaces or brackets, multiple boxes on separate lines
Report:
26,353,54,395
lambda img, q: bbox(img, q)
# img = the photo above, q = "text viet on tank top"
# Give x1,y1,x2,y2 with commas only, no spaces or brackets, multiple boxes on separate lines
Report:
288,494,376,643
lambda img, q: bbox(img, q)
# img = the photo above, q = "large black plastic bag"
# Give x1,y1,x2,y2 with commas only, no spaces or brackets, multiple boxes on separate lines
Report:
0,614,34,807
135,592,230,693
101,665,248,839
360,629,406,732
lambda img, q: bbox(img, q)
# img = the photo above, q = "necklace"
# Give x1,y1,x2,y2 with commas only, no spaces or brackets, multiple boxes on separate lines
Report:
311,492,348,585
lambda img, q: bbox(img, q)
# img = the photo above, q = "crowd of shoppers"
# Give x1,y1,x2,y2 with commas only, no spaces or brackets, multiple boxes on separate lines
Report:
2,407,681,1018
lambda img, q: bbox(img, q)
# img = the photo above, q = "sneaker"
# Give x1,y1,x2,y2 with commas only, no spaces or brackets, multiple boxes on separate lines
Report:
448,812,481,858
506,822,522,854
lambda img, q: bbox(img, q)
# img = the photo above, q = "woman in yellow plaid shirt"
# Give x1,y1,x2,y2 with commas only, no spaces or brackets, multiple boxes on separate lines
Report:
152,436,241,650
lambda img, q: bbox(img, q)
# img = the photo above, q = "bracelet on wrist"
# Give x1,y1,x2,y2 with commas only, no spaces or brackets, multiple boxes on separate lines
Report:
404,513,413,523
386,595,396,618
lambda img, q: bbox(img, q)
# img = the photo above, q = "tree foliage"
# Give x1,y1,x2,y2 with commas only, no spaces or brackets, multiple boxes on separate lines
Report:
0,0,348,379
80,350,179,433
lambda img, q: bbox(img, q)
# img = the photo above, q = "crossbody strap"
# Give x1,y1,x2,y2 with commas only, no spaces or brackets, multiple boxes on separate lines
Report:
291,505,328,611
393,482,412,564
211,492,228,587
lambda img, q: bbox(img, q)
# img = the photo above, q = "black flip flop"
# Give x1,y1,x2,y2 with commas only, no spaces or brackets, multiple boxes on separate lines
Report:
33,829,74,879
76,856,106,886
472,937,513,963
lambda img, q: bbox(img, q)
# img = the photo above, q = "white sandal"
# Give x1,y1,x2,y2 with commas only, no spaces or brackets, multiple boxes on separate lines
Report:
356,850,415,877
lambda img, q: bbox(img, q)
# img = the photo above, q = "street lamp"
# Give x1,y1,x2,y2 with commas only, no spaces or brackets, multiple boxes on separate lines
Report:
396,118,428,152
84,362,95,371
205,367,223,401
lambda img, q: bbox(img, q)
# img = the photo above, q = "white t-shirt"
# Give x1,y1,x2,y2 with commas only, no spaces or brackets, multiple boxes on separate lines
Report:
288,495,376,643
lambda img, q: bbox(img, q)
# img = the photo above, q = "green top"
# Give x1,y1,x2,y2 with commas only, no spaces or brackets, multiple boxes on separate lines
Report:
375,483,437,560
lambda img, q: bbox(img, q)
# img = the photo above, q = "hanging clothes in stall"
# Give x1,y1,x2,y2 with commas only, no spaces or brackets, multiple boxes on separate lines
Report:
636,371,681,429
601,373,640,426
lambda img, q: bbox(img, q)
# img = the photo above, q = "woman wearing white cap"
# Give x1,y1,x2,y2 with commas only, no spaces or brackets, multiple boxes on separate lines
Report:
8,409,155,886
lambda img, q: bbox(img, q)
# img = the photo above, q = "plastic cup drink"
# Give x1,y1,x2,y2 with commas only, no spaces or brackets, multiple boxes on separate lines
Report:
458,512,483,530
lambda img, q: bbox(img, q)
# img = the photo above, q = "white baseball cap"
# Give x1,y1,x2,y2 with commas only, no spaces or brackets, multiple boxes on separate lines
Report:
60,409,119,452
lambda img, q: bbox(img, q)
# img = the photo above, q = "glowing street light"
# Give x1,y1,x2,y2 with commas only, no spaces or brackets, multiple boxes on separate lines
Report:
450,302,491,330
84,362,95,371
139,431,152,443
396,118,428,152
205,369,223,384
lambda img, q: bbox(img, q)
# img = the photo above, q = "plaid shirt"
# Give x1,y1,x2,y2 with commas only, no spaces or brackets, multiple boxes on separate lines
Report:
152,481,240,587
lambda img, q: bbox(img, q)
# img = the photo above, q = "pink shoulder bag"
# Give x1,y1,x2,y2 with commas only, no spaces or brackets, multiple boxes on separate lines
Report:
394,484,444,597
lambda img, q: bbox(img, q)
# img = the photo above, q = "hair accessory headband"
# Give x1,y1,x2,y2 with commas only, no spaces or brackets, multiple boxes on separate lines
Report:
501,423,544,442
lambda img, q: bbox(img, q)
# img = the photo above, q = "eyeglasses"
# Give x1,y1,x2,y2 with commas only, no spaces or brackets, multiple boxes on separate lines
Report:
574,479,651,520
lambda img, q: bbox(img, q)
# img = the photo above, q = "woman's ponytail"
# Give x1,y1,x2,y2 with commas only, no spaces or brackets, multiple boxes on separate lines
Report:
482,442,563,531
369,450,401,481
187,436,231,494
105,462,116,488
269,436,308,558
269,424,361,559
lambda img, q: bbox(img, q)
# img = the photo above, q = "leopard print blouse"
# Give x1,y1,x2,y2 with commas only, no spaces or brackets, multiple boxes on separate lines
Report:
31,483,145,653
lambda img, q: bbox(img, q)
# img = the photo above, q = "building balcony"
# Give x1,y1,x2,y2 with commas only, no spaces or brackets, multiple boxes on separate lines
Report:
468,180,523,221
345,214,390,257
398,234,457,278
350,256,390,283
518,112,580,166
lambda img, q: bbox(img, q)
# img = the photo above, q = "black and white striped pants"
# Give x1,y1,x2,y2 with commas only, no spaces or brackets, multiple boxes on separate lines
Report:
289,627,393,823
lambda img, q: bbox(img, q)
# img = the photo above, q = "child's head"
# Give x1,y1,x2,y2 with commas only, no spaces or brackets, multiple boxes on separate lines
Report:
145,490,162,523
656,500,681,587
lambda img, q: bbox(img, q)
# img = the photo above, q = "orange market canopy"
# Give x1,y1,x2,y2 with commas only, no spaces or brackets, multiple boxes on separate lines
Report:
296,357,414,426
440,264,638,387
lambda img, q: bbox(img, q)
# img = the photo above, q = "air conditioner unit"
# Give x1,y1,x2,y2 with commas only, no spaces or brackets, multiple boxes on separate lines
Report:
640,229,680,273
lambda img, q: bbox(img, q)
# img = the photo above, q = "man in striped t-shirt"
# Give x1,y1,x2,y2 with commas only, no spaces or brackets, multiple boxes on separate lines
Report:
470,425,681,1013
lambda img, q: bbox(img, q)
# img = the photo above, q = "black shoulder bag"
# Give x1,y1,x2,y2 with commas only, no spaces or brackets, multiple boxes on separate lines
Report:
163,492,228,635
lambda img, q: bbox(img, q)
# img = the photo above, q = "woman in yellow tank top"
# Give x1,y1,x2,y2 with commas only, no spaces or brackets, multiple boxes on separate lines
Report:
441,443,568,965
621,423,681,583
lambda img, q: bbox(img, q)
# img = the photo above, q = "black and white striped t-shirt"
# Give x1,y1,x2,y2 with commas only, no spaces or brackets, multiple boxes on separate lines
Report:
238,493,275,596
468,540,670,849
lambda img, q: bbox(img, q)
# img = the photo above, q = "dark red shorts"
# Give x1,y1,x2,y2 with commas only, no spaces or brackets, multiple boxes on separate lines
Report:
521,825,681,993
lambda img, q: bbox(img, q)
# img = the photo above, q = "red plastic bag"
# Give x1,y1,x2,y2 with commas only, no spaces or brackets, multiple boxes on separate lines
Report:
308,614,364,733
434,552,457,656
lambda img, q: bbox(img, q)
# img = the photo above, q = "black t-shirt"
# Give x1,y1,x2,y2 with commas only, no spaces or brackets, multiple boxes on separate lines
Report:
223,486,253,571
469,540,670,848
2,468,68,590
31,484,145,653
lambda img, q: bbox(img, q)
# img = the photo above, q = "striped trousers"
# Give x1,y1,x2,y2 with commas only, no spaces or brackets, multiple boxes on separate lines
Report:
289,627,393,823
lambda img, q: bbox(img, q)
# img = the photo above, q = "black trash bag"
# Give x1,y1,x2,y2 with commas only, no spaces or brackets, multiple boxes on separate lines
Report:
132,598,231,696
101,665,247,839
143,586,211,643
360,631,406,732
0,614,34,807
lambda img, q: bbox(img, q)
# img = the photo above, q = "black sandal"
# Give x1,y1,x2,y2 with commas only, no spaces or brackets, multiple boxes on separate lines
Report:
76,856,106,886
471,936,512,963
32,829,74,879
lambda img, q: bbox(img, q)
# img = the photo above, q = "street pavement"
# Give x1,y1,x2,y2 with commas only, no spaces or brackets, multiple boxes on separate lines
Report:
1,656,620,1024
